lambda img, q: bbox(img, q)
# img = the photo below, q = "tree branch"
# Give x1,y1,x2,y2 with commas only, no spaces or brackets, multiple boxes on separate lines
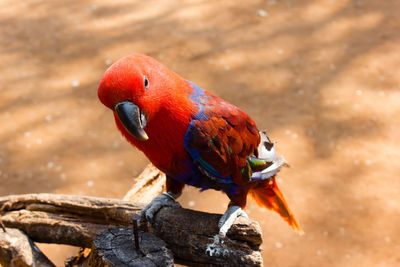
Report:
0,164,264,266
0,227,55,267
123,164,166,203
0,194,143,247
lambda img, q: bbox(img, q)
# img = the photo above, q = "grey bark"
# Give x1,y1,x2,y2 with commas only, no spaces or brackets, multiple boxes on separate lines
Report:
0,164,264,266
0,227,55,267
89,226,173,267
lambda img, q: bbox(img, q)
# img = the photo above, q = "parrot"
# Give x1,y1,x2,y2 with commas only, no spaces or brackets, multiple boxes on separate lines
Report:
98,53,302,250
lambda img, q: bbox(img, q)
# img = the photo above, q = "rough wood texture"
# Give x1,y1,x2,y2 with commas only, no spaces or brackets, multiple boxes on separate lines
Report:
0,164,264,266
128,165,264,266
0,227,55,267
0,193,263,266
0,193,143,224
89,226,173,267
0,194,144,247
148,206,263,266
123,164,166,203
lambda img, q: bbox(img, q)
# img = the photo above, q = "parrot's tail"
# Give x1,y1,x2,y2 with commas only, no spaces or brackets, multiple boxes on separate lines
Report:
249,177,303,235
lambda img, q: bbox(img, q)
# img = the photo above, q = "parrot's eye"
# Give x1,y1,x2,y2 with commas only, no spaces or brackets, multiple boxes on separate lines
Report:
143,76,149,90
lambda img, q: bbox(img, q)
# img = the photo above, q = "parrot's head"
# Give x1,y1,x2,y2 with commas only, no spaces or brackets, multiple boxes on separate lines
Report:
98,53,179,141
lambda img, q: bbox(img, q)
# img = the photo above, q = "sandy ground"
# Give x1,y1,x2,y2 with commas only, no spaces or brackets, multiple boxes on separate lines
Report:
1,0,400,266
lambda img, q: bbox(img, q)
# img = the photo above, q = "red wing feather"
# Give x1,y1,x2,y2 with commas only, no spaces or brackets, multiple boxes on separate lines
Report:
185,96,260,185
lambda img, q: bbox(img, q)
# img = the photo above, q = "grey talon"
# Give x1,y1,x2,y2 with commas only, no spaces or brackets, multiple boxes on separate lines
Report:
140,192,182,224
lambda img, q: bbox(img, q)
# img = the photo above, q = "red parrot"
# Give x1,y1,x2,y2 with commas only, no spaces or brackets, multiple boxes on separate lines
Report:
98,54,302,248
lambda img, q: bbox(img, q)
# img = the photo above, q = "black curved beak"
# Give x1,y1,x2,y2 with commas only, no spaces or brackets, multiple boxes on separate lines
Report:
114,101,149,141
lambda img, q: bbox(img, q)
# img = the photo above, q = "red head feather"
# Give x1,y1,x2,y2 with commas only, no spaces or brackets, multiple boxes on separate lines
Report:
98,54,196,172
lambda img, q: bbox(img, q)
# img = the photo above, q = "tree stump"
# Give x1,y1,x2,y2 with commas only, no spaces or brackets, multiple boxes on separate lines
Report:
89,226,173,267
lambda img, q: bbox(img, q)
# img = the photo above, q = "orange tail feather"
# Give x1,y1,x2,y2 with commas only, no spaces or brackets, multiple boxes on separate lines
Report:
249,178,303,235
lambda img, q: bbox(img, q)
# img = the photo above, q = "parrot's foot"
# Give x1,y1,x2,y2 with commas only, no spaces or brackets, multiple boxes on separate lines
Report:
139,192,181,224
218,205,248,238
205,206,248,257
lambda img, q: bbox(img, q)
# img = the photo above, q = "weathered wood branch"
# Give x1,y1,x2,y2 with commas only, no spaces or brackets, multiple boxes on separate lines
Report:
0,193,143,224
148,206,263,266
0,227,55,267
125,165,263,266
0,194,144,248
0,164,264,266
0,193,263,266
123,164,166,203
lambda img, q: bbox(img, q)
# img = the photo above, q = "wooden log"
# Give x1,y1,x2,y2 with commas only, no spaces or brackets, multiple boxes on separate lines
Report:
1,209,111,248
148,206,263,266
89,226,174,267
126,164,264,266
0,193,143,224
0,227,55,267
0,193,263,266
0,194,144,248
123,164,166,203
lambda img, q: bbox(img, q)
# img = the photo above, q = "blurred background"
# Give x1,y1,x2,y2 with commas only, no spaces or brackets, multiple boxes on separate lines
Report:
1,0,399,266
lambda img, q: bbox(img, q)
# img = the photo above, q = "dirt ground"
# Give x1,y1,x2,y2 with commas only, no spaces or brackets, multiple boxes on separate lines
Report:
1,0,400,266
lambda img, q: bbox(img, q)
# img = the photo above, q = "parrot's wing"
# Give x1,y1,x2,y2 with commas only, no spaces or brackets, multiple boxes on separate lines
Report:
184,103,260,185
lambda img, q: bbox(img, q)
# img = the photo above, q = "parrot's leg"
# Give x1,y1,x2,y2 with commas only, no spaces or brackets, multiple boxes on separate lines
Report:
206,190,248,257
218,189,248,237
139,176,184,224
218,205,249,237
205,206,249,257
